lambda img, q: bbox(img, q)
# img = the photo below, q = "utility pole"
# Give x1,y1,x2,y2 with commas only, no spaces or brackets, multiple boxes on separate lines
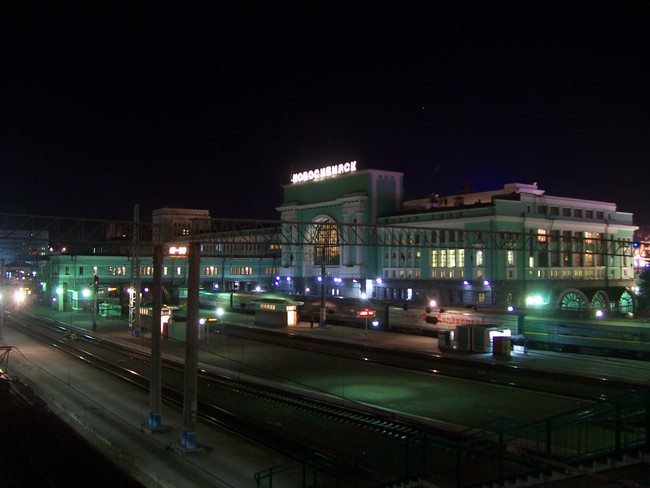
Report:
92,274,98,329
182,241,200,450
320,247,326,327
0,259,5,341
148,243,163,429
129,205,142,335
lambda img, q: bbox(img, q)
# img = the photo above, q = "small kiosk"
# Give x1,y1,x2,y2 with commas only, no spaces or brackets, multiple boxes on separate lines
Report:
253,297,303,328
444,324,511,354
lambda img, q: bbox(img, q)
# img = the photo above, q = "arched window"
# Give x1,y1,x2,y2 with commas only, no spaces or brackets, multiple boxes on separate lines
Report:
311,218,340,266
476,250,484,267
591,291,609,311
618,290,635,313
559,290,588,310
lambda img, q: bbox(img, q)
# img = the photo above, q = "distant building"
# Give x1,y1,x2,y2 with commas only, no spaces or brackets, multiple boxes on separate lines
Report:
1,230,49,285
152,207,211,241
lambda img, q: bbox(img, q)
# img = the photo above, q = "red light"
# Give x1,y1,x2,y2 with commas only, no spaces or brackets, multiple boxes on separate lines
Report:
357,308,375,317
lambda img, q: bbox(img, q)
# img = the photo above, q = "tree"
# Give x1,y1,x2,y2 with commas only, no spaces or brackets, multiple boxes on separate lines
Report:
637,268,650,311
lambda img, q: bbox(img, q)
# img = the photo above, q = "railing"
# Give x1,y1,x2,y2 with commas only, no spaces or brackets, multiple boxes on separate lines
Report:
255,389,649,487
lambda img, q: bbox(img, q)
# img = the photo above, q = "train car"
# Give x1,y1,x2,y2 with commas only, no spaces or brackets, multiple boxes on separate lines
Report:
198,290,303,315
198,290,650,359
296,296,454,335
375,301,441,336
521,314,650,359
298,296,377,328
198,290,273,312
408,306,650,359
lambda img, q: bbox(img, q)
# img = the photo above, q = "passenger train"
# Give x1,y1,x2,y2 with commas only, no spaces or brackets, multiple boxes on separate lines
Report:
196,290,650,360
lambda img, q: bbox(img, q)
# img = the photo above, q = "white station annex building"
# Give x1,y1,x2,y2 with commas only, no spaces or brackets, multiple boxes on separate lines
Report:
42,161,639,316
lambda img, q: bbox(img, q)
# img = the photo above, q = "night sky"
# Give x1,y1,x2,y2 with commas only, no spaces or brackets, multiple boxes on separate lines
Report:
1,3,648,224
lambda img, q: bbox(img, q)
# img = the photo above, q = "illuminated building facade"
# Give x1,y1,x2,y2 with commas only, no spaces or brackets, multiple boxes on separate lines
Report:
42,164,640,315
377,182,637,313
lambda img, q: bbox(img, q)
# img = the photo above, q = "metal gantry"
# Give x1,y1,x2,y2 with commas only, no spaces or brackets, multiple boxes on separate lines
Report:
0,213,636,257
188,217,635,258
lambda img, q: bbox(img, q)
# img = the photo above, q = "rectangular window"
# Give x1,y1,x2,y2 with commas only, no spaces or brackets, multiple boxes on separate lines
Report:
431,250,438,267
574,208,582,218
230,267,254,276
550,206,559,216
562,208,571,216
596,211,604,219
585,210,594,218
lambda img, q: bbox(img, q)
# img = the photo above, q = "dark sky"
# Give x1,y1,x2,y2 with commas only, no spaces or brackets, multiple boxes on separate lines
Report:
1,3,648,224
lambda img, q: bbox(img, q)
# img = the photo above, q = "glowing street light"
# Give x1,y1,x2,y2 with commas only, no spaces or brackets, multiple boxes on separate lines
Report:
14,289,26,306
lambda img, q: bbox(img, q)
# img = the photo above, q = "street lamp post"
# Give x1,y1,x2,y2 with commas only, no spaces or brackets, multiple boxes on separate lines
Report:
92,275,98,329
320,257,326,328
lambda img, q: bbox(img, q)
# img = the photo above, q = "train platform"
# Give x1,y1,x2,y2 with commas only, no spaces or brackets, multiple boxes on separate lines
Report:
3,304,650,488
36,305,650,387
285,319,650,387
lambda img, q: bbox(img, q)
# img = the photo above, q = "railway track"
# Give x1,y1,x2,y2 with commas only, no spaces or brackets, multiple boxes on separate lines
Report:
7,310,646,487
5,312,438,461
222,322,637,401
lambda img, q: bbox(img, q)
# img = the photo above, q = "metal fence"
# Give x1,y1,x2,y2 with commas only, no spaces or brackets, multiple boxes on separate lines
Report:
255,389,649,488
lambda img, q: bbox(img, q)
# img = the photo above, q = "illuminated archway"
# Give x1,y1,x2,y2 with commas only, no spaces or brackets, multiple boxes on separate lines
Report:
558,289,589,311
308,216,340,266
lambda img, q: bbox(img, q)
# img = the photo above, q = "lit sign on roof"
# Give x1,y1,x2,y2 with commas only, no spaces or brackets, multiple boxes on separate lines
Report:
291,160,357,184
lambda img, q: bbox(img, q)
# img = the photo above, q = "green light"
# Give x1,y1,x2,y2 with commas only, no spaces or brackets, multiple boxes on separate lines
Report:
526,295,544,306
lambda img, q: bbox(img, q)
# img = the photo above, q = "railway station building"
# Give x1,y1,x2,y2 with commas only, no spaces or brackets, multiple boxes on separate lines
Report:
40,161,639,317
